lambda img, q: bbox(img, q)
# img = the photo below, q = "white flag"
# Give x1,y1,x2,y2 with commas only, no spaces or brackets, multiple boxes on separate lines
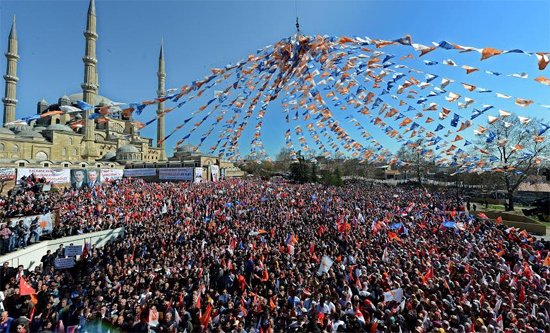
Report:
318,256,334,275
384,288,403,303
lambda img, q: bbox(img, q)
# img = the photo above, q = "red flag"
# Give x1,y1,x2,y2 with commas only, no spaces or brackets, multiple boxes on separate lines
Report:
81,242,89,259
495,216,503,225
20,276,36,296
422,266,434,284
261,269,269,282
477,213,489,219
196,294,201,309
388,231,401,242
200,304,212,328
518,285,526,303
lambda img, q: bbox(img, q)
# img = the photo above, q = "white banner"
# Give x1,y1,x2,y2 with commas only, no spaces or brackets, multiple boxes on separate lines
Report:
159,168,193,181
123,168,157,177
65,245,83,257
54,257,74,269
318,256,334,275
17,168,70,184
210,165,219,182
194,167,204,184
7,212,54,236
0,168,16,180
383,288,403,303
100,169,124,182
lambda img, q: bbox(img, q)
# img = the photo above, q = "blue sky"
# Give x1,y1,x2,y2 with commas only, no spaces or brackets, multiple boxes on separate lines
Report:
1,0,549,160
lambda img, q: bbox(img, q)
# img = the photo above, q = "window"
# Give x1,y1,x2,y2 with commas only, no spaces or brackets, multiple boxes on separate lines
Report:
62,147,67,156
0,143,3,151
36,151,48,160
81,163,86,168
18,162,25,167
55,118,60,124
13,145,18,152
68,138,73,145
44,162,50,167
73,148,78,155
63,163,69,167
96,164,101,168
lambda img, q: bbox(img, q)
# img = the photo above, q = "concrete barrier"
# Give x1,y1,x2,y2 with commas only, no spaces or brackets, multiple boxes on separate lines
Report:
0,227,124,270
475,210,546,235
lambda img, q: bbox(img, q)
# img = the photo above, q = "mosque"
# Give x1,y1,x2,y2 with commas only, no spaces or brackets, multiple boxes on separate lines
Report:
0,0,244,178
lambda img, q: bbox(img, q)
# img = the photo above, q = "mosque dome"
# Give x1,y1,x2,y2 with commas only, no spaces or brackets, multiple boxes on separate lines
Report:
33,126,47,132
17,129,43,138
0,127,14,136
177,144,199,153
117,145,140,154
11,124,33,133
101,152,116,161
45,124,74,133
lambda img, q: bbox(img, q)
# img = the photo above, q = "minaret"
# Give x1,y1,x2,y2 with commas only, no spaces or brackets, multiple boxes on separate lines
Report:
81,0,100,159
2,15,19,127
157,39,168,161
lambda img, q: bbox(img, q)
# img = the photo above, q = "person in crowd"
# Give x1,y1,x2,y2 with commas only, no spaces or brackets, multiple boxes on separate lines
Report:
0,177,548,332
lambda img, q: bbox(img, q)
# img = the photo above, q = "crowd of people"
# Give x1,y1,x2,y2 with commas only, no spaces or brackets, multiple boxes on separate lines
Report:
0,177,549,332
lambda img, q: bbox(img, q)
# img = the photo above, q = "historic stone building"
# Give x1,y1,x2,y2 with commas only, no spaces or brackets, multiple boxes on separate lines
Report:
0,0,167,169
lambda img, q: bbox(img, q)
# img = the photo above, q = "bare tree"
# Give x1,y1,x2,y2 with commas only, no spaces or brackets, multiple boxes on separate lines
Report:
476,116,550,211
395,138,432,186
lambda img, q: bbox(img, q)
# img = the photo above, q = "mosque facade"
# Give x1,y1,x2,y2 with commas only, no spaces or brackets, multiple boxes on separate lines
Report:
0,0,244,178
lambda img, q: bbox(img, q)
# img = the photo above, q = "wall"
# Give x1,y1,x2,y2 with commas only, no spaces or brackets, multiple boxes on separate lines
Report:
475,210,546,235
0,227,124,270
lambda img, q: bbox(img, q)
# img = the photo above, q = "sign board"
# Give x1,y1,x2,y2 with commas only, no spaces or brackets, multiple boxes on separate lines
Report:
194,167,203,184
17,168,70,184
100,169,124,182
65,245,83,257
159,168,193,181
7,212,53,236
54,257,75,269
0,168,16,180
124,168,157,177
210,165,219,182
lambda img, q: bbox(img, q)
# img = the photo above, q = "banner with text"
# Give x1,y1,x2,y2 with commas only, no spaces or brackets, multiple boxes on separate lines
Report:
159,168,194,181
17,168,70,184
0,168,16,180
123,168,157,177
101,169,124,182
194,167,204,184
210,165,219,182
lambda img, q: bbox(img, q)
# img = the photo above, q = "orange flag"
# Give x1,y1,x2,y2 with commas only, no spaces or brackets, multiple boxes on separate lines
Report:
543,255,550,267
422,266,434,284
388,232,401,242
535,76,550,86
496,216,503,225
480,47,503,60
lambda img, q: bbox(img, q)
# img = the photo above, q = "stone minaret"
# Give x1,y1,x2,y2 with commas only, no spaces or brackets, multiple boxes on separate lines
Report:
2,15,19,127
156,39,167,161
81,0,99,159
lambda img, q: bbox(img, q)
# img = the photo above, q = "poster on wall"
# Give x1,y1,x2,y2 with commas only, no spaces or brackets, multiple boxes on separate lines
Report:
101,169,124,182
123,168,157,177
159,168,193,181
86,169,101,187
194,167,203,184
70,169,88,189
0,168,16,180
210,165,219,182
17,168,70,184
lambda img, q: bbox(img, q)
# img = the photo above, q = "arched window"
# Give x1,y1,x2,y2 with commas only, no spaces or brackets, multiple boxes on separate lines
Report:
35,151,48,160
0,143,4,151
73,148,78,155
62,147,67,155
68,138,73,145
55,118,60,124
13,145,18,152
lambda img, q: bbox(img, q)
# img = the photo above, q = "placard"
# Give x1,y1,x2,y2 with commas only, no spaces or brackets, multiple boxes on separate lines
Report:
65,245,83,257
210,165,219,182
17,168,70,184
124,168,157,177
159,168,193,181
0,168,16,180
100,169,124,182
54,257,74,269
194,167,203,184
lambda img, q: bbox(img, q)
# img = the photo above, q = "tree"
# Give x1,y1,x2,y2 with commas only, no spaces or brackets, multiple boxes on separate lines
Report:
476,116,550,211
395,139,432,186
289,151,311,183
310,162,318,181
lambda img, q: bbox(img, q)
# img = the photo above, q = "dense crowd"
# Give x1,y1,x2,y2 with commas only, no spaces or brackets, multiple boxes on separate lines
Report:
1,177,549,333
